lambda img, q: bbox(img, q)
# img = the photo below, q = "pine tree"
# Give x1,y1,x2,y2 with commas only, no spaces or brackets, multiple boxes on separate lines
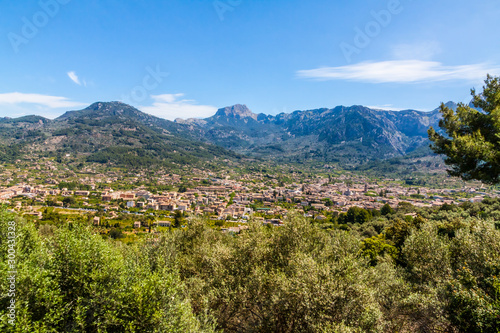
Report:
428,75,500,184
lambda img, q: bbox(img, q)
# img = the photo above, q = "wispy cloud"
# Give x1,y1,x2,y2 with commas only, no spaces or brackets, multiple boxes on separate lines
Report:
297,60,500,83
367,104,406,111
67,71,81,85
0,92,86,108
138,94,217,120
67,71,87,86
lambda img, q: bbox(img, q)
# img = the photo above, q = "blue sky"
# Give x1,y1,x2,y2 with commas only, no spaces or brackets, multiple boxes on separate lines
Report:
0,0,499,119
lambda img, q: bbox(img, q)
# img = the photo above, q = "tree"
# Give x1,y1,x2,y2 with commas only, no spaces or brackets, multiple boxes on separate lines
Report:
109,227,124,239
346,206,371,224
62,196,76,207
380,203,394,216
361,234,398,266
173,210,184,228
143,215,155,233
227,192,235,206
428,75,500,184
0,208,214,332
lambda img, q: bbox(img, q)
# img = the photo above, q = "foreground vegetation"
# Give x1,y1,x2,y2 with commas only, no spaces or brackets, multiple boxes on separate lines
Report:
1,200,500,332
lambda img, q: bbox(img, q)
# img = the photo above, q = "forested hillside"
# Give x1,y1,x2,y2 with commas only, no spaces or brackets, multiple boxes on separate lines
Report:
0,102,239,168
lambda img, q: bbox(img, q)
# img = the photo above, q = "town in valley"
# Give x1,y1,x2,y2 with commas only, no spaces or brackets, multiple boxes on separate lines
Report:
1,156,495,240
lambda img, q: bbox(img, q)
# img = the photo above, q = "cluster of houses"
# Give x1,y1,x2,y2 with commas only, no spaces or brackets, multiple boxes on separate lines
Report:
0,158,495,223
1,176,494,225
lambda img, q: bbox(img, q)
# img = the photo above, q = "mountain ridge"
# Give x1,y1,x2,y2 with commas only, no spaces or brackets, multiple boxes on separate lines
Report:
174,102,451,164
0,102,239,168
0,101,458,167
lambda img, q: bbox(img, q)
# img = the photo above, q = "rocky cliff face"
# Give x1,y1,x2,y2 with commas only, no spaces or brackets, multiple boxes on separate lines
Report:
177,103,447,163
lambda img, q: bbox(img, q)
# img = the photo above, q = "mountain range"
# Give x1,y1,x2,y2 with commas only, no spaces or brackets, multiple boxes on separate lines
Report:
176,103,451,165
0,102,238,167
0,101,453,168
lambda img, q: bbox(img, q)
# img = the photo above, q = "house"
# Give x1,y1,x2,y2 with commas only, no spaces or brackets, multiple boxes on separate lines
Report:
133,221,141,228
136,190,152,199
93,216,100,226
160,203,176,211
226,225,249,234
343,189,353,196
311,203,326,210
269,219,282,225
155,221,171,227
146,204,158,210
177,204,188,211
24,211,42,218
102,195,113,202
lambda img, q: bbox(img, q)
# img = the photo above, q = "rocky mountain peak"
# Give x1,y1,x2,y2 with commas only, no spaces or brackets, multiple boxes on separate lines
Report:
443,101,458,111
88,101,128,110
215,104,258,120
56,101,149,121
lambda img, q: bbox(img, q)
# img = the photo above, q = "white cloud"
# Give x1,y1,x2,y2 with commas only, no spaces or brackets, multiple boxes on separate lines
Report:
138,94,217,120
67,71,81,85
297,60,500,83
0,92,86,108
367,104,406,111
0,92,87,118
153,93,185,103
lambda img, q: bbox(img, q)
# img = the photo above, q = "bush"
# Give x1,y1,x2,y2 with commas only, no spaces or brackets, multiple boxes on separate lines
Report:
2,204,500,332
175,215,404,332
0,208,213,332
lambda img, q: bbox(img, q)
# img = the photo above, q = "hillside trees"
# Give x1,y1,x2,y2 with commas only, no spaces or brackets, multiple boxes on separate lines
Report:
0,208,214,332
429,75,500,184
2,199,500,332
381,203,394,215
173,214,406,332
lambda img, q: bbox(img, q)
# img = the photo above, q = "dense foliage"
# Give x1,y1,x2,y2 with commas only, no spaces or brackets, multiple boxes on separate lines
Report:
429,75,500,184
1,201,500,332
0,209,215,333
